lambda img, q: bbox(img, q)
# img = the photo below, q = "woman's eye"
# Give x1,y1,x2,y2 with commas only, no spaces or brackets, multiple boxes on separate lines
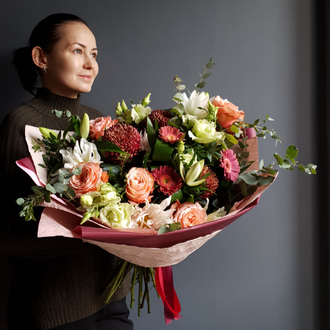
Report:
91,52,97,59
74,49,82,54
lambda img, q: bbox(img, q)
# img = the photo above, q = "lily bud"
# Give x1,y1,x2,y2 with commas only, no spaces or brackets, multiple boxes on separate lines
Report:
80,113,90,139
121,100,128,111
115,102,123,117
141,93,151,107
179,159,206,186
39,127,57,139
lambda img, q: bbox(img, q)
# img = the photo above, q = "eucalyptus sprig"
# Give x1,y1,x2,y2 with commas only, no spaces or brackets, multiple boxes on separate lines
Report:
195,57,216,91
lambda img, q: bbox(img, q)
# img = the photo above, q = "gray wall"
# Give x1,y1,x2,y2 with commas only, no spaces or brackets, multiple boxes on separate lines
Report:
0,1,318,329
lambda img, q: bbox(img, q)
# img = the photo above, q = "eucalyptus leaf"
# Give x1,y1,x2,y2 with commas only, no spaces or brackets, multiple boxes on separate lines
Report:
196,81,206,89
46,183,56,194
54,183,67,194
257,176,274,186
273,153,284,165
279,159,291,169
239,173,258,185
286,145,298,159
202,72,212,79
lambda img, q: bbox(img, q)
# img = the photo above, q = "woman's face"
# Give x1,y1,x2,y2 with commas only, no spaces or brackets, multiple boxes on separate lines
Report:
42,22,99,98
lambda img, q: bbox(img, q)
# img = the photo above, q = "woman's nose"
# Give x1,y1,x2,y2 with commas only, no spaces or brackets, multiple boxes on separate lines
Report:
83,56,94,70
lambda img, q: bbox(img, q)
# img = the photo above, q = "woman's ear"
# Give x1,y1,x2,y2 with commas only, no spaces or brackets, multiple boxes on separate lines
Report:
31,46,47,71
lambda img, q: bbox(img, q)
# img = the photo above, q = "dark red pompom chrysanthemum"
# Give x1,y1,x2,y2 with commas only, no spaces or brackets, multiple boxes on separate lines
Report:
148,110,173,127
151,165,183,196
199,166,219,199
103,123,141,164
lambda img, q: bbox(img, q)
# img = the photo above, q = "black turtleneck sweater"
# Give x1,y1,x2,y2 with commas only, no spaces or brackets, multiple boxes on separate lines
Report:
0,89,130,330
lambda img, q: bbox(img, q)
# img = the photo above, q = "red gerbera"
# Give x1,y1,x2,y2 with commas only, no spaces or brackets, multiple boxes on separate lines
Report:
103,123,141,164
220,149,240,182
158,126,184,144
199,166,219,199
151,165,183,196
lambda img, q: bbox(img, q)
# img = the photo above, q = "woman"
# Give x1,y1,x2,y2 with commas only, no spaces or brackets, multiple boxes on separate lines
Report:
0,13,132,330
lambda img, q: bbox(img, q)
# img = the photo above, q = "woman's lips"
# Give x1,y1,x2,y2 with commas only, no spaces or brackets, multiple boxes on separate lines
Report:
79,75,92,80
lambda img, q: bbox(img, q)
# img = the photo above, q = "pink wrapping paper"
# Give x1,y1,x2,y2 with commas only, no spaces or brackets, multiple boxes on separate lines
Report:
19,125,275,267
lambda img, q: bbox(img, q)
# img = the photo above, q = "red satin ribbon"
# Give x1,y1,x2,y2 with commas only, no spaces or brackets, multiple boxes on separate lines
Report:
155,266,181,325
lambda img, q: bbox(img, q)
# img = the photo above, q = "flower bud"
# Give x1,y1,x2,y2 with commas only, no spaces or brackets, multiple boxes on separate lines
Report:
141,93,151,107
115,102,123,117
185,159,206,186
121,100,128,111
39,127,57,139
80,113,90,139
207,101,218,122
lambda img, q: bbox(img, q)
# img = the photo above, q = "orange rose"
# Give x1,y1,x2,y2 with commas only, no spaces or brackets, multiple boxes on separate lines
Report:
171,201,207,228
126,167,155,204
69,162,103,198
211,96,245,129
89,116,118,141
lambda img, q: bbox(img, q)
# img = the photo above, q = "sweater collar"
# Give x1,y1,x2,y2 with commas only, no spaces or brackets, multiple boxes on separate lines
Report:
35,88,81,115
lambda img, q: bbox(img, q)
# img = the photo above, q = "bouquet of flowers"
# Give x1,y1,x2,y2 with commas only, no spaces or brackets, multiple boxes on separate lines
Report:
17,59,316,323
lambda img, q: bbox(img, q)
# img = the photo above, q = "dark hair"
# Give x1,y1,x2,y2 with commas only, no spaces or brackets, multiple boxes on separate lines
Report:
13,13,88,95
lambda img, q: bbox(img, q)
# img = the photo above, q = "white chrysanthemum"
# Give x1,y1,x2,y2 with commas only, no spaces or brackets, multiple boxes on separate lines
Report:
60,138,101,169
181,90,209,122
130,196,175,230
140,130,151,152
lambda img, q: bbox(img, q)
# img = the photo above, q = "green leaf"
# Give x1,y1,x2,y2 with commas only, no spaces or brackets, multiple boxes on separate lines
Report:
257,176,274,186
271,133,280,140
253,119,260,126
279,159,291,169
286,145,298,159
31,186,46,196
196,81,206,89
202,72,212,79
16,198,25,205
273,153,284,165
176,84,186,91
299,164,305,172
63,186,76,200
44,190,51,203
230,125,239,134
152,139,174,162
46,183,56,194
205,58,215,69
54,183,67,194
94,141,126,154
171,189,184,203
225,133,238,145
239,173,258,185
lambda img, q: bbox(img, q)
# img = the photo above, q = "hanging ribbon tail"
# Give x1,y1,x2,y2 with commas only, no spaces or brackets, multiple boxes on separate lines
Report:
155,266,181,325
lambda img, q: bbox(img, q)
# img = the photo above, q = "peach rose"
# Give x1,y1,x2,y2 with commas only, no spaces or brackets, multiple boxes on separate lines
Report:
89,116,118,141
211,96,245,129
69,162,103,198
171,200,207,228
126,167,155,204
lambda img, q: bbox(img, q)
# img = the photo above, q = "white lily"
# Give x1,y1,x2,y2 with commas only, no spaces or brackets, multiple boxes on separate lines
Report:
181,90,209,122
60,138,101,169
